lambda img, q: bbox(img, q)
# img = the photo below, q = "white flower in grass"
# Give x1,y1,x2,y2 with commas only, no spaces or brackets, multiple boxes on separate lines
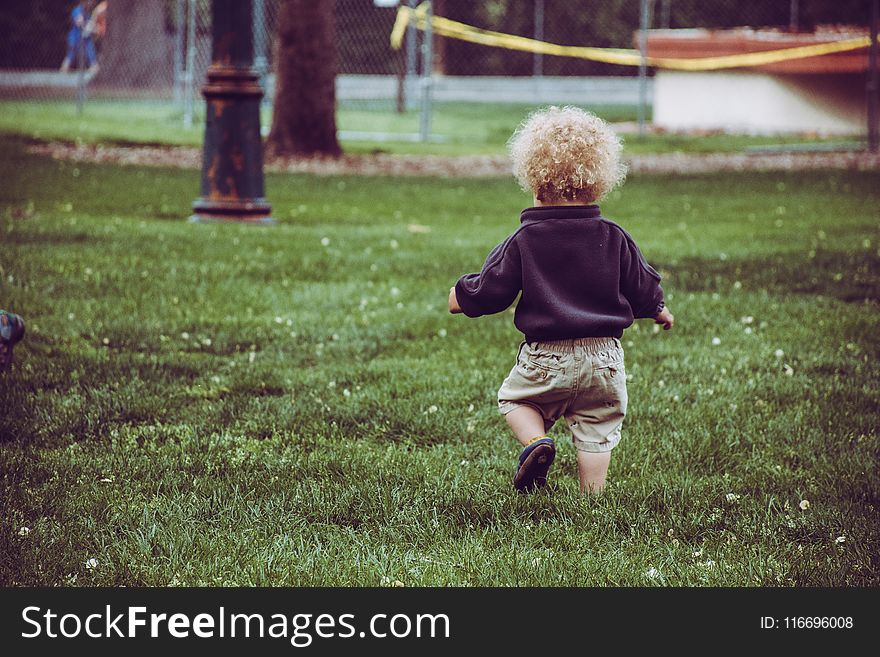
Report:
85,558,99,570
390,287,401,297
320,237,330,247
740,316,754,324
783,364,794,376
18,527,30,537
181,332,190,341
799,499,810,510
427,405,439,414
774,349,784,358
711,337,721,346
725,493,740,503
645,567,660,580
389,239,399,250
692,549,703,558
438,328,447,338
835,535,846,545
342,389,351,398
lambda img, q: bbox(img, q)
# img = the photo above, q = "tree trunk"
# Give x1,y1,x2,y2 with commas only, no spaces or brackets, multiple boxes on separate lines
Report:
268,0,341,157
92,0,173,90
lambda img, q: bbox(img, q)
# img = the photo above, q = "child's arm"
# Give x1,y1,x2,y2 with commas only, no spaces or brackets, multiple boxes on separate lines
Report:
619,232,671,326
451,238,522,318
448,286,462,314
654,304,674,330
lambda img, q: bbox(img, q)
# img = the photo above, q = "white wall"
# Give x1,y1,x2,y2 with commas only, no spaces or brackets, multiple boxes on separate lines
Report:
653,70,865,135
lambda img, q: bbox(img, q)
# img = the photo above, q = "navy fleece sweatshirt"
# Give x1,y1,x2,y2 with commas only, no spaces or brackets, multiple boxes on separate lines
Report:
454,205,664,342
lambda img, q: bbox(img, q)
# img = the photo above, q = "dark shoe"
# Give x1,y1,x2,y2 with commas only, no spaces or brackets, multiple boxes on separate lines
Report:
0,311,25,369
513,437,556,492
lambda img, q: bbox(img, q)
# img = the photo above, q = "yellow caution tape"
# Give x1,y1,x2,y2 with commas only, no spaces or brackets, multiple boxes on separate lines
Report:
391,2,873,72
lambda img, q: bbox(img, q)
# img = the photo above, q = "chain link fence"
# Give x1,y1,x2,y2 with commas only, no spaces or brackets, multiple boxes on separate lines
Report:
0,1,873,143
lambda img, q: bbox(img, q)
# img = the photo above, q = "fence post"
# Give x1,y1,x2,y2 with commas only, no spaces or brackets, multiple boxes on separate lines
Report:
637,0,652,138
253,0,268,106
533,0,544,79
869,0,879,153
405,0,418,112
76,27,87,115
418,1,433,142
174,0,184,104
183,0,197,128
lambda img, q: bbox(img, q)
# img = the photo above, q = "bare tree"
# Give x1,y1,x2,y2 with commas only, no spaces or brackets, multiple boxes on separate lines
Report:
268,0,341,157
92,0,174,89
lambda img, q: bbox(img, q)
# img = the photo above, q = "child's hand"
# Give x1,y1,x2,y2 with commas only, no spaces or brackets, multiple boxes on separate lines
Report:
654,306,674,330
448,286,462,314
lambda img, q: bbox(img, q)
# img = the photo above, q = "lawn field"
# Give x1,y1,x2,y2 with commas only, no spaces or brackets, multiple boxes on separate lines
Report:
1,136,878,586
0,99,858,156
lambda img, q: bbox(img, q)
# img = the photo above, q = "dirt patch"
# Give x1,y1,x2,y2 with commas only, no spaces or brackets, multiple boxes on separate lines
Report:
26,140,880,176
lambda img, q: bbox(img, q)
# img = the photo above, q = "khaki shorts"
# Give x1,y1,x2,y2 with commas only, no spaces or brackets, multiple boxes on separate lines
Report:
497,337,628,453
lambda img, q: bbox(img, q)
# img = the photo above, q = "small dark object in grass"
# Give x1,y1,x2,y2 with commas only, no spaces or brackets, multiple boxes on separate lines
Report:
0,310,26,369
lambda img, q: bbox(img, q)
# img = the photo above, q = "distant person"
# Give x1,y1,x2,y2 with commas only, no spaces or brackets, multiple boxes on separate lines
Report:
86,0,107,44
449,106,674,495
0,310,25,369
60,1,98,74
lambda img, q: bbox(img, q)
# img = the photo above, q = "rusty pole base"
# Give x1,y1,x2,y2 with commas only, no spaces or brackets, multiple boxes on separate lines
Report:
190,199,275,225
193,59,273,224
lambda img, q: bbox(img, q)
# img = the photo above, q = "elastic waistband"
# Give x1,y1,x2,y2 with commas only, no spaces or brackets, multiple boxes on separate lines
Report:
525,336,621,355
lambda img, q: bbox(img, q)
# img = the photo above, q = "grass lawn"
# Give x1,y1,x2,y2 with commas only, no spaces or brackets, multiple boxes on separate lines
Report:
1,136,878,586
0,98,859,156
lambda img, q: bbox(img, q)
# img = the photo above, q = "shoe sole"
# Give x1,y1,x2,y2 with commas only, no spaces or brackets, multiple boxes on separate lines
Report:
513,443,556,492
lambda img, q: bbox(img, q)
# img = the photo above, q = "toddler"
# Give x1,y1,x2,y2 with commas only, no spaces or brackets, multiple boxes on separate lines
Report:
448,106,674,494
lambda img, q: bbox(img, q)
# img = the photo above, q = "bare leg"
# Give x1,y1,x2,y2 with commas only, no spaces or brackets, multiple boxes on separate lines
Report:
505,405,546,447
576,450,611,494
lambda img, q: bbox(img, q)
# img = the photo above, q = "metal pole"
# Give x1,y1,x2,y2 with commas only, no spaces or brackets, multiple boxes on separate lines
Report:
869,0,879,153
76,34,86,115
184,0,197,128
419,0,433,142
405,0,418,111
191,0,271,223
396,26,406,113
253,0,268,105
660,0,671,29
174,0,185,104
637,0,652,138
533,0,544,78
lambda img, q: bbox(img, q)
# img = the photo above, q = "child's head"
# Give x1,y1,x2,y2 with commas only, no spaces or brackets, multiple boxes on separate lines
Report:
508,106,626,205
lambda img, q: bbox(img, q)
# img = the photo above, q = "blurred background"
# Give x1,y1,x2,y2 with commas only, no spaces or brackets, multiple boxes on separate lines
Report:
0,0,873,149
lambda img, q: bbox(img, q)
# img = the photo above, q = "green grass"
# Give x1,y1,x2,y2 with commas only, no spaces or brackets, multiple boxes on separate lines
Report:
0,99,858,156
1,135,878,586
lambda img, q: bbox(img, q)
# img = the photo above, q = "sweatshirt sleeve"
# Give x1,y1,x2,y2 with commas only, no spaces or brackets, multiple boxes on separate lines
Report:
619,230,665,319
454,236,522,317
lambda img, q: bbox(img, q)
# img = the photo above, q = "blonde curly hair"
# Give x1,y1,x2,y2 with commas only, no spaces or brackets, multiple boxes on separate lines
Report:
508,106,627,204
